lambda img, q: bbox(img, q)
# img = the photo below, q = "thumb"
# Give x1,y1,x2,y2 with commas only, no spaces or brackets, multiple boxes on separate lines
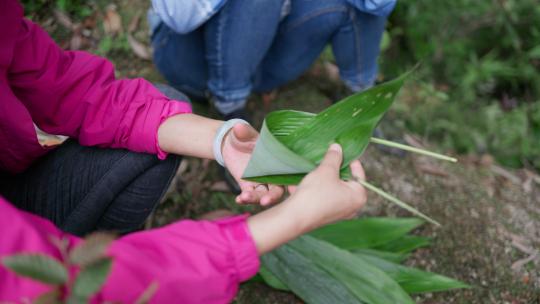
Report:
232,123,258,142
318,144,343,174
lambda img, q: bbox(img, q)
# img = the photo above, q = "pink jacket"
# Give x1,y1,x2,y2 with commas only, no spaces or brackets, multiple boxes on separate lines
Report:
0,1,260,302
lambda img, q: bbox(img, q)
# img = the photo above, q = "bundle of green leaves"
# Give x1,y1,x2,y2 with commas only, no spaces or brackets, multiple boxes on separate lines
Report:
257,218,469,303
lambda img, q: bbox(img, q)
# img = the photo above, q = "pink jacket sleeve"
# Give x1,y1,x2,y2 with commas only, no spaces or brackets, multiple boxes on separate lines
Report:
8,18,192,159
0,197,260,303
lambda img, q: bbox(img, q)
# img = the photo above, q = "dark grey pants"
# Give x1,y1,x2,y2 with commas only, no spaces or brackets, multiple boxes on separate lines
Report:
0,84,187,236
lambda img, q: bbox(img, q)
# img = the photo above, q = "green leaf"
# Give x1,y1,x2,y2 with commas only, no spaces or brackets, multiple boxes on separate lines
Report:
33,288,61,304
2,254,68,285
241,72,442,225
374,235,431,254
258,266,290,291
309,217,424,250
70,232,115,266
261,243,360,304
356,253,470,294
352,248,409,264
243,74,407,182
71,258,112,300
289,236,414,304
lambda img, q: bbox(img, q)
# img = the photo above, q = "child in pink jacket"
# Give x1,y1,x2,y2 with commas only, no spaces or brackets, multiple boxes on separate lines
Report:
0,0,368,302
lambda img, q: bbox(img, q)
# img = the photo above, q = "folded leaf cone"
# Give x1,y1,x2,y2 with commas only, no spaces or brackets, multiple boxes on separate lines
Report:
242,73,407,185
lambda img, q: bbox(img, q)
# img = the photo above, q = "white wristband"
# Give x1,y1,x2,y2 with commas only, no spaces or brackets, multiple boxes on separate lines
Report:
213,119,250,167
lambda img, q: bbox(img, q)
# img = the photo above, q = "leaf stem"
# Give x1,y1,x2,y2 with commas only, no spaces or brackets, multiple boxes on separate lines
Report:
370,137,457,163
356,179,441,226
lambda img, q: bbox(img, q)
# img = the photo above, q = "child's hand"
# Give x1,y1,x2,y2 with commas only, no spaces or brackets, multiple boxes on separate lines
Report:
286,143,367,233
221,123,285,205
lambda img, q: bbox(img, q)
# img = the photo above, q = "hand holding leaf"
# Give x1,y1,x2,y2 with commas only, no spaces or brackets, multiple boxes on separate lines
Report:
242,72,455,225
221,123,285,205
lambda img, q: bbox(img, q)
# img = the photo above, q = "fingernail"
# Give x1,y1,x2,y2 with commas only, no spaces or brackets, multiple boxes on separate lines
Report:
330,143,341,152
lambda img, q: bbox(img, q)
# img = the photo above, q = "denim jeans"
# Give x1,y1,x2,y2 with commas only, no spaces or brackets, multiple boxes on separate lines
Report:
0,85,186,237
151,0,387,114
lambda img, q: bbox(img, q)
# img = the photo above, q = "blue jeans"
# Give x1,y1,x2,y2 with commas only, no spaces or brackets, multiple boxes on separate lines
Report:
152,0,387,114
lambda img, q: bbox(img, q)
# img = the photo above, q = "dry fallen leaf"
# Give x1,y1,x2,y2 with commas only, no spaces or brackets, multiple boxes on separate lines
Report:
128,11,142,33
323,61,340,82
53,9,74,30
103,4,122,36
127,34,151,60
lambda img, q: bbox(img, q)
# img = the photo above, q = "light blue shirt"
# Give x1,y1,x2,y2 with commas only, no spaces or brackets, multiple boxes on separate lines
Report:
150,0,395,35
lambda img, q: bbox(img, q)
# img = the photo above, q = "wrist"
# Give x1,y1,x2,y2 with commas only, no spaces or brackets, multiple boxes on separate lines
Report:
247,201,303,255
282,193,317,235
212,118,250,166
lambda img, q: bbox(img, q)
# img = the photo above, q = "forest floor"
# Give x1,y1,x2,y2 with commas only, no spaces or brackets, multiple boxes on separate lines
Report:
33,1,540,302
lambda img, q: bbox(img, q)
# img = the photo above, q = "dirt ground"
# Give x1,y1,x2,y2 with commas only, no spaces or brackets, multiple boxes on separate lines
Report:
34,1,540,302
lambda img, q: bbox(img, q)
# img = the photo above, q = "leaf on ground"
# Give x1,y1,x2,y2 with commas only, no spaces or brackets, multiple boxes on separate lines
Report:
309,217,424,250
289,236,414,304
258,266,290,291
261,243,360,304
127,34,151,60
374,235,431,254
357,253,470,294
103,4,122,36
53,9,74,30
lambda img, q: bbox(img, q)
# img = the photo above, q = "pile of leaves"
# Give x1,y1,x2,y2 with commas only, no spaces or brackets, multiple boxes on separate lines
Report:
257,218,468,303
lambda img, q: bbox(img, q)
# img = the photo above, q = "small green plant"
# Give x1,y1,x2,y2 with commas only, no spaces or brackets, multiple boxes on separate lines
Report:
1,233,157,303
2,233,115,303
380,0,540,171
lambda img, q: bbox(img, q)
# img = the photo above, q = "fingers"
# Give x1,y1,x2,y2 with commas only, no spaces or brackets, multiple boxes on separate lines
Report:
287,185,297,195
318,144,343,176
236,182,284,205
260,185,285,206
349,160,366,182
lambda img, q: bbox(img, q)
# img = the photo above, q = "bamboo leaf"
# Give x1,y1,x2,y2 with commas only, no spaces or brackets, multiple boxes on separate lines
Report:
258,266,290,291
243,74,407,182
309,217,424,250
261,243,360,304
288,236,414,304
241,73,443,225
71,258,112,300
2,254,67,285
357,253,470,294
374,235,431,254
353,248,409,263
